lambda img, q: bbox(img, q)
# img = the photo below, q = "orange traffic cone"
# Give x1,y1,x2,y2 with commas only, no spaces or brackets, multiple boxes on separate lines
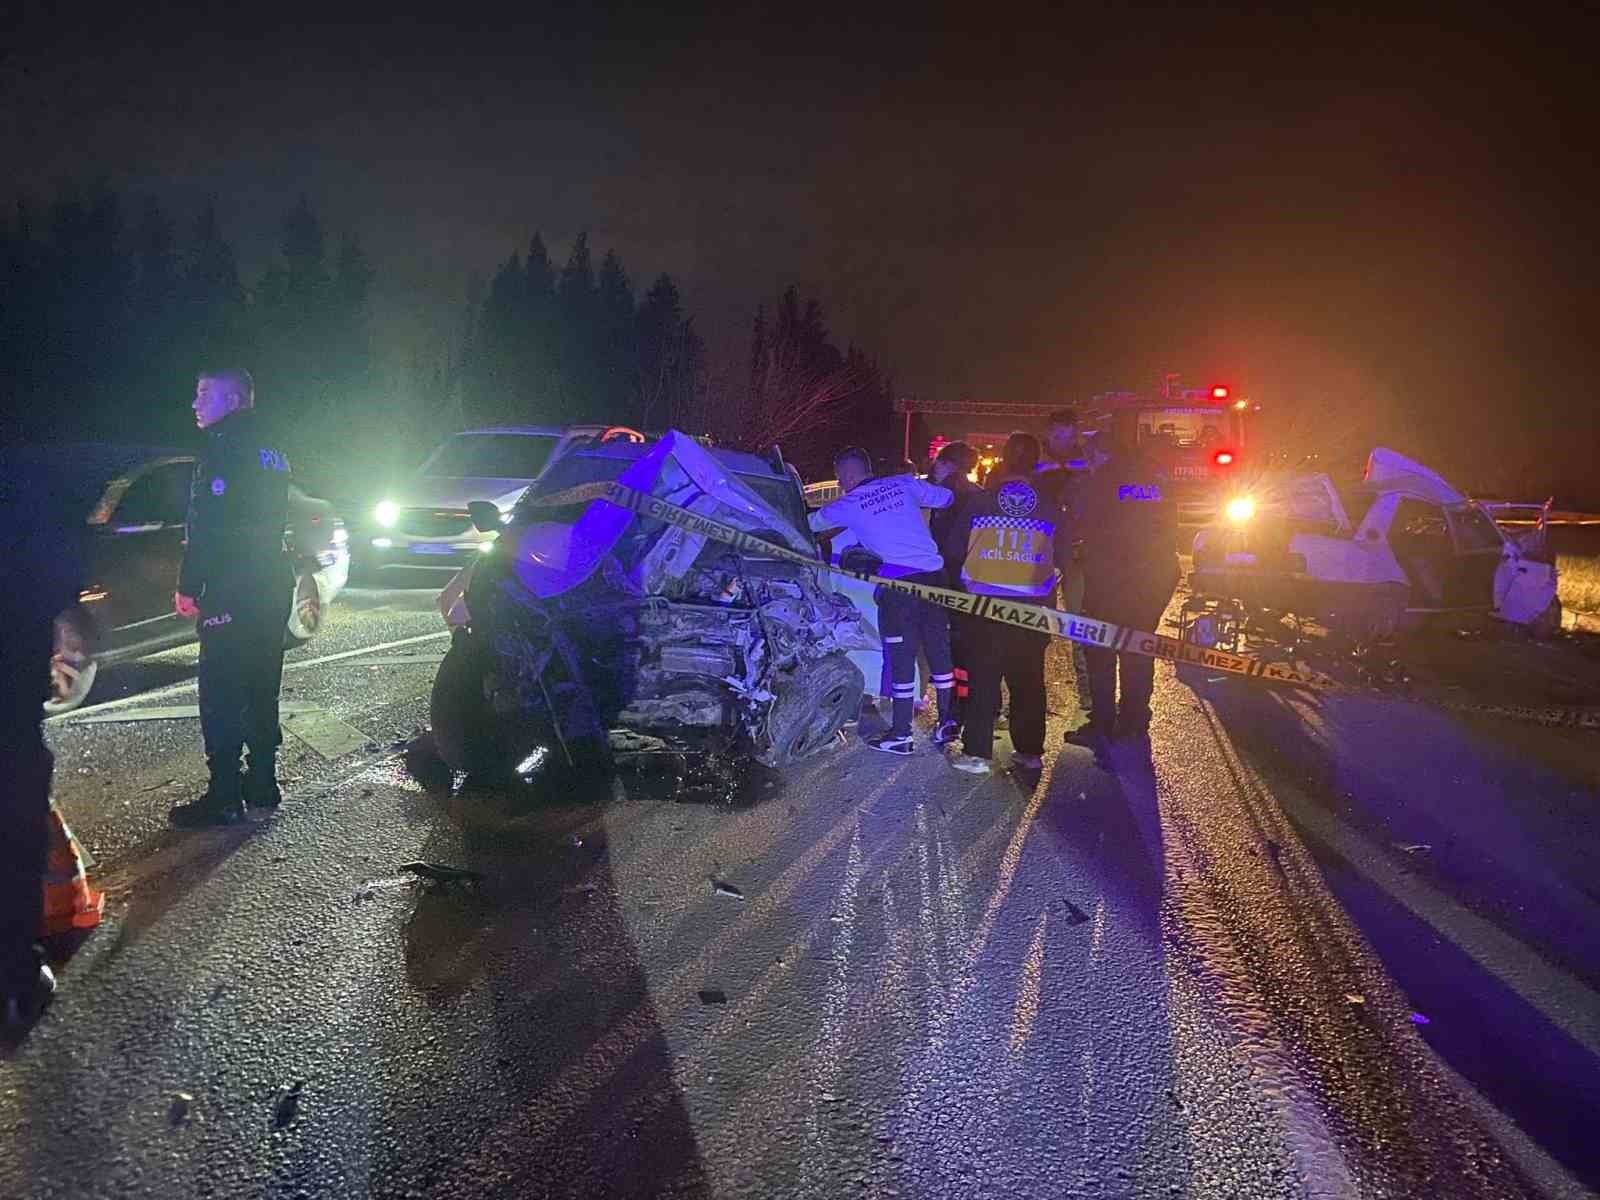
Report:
41,804,104,937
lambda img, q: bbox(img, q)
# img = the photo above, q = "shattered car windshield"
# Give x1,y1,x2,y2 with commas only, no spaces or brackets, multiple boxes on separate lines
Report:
422,433,558,479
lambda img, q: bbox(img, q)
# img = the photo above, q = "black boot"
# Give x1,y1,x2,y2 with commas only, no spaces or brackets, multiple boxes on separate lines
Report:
170,755,246,827
933,686,960,745
242,750,282,809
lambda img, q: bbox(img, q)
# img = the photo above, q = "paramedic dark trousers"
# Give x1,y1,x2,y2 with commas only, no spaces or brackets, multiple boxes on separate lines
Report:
948,612,976,726
1082,573,1175,734
198,585,291,772
874,571,954,737
1,617,52,991
962,621,1048,759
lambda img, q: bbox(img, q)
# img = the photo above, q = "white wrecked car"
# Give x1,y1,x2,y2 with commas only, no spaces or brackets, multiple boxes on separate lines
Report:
431,431,876,774
1188,447,1561,644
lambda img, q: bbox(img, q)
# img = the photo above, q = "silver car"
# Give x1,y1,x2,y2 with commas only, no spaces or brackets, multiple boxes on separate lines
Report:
361,425,643,576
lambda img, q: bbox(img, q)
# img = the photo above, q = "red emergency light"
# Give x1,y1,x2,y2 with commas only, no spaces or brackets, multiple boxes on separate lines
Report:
1211,385,1230,400
1213,450,1236,466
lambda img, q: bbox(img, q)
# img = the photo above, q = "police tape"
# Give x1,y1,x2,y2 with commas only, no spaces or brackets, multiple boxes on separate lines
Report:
530,479,1340,691
526,479,1600,730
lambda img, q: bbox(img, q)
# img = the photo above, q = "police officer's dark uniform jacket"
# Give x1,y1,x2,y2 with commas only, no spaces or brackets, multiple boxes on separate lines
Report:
1074,441,1178,737
180,408,293,804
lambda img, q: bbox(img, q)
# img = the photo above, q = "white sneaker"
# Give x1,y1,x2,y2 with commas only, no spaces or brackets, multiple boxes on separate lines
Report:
949,754,992,775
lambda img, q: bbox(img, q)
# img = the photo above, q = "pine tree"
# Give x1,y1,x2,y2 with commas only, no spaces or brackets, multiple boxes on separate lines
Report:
558,232,597,413
184,199,246,371
128,199,185,436
597,249,636,420
134,198,179,309
282,194,329,302
740,287,866,475
334,232,376,393
639,273,687,429
254,195,335,433
523,232,560,410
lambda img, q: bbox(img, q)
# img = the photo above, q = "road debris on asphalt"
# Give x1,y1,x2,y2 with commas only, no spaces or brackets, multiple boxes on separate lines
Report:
711,879,745,900
168,1092,194,1124
140,778,176,793
1396,843,1432,855
1344,994,1365,1005
273,1081,304,1128
1060,899,1090,925
1411,1012,1431,1025
397,861,485,885
697,989,728,1005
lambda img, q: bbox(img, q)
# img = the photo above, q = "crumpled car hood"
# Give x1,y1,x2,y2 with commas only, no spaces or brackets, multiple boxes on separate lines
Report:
507,431,813,600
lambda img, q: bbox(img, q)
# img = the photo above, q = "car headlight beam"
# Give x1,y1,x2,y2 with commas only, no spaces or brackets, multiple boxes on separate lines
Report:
374,500,399,528
1224,496,1257,525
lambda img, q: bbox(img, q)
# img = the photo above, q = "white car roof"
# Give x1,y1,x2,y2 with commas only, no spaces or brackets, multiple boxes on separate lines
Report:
1363,447,1468,507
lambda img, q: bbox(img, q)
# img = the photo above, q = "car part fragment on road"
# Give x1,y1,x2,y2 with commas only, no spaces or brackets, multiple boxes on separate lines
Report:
273,1081,303,1128
1060,899,1090,925
711,879,745,900
397,861,485,885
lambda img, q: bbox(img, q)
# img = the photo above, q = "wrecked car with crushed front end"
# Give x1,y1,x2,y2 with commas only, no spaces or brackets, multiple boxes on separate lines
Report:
1187,447,1561,646
428,430,876,775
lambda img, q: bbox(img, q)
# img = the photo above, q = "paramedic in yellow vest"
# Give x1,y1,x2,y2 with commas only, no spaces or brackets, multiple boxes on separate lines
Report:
937,432,1061,776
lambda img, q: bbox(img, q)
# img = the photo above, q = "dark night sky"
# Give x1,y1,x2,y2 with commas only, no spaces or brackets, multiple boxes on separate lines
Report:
5,2,1597,499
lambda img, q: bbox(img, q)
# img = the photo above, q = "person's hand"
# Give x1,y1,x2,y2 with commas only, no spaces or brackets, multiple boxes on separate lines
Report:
174,592,199,618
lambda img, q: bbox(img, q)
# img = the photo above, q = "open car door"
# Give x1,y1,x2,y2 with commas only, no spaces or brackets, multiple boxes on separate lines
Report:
1493,541,1559,629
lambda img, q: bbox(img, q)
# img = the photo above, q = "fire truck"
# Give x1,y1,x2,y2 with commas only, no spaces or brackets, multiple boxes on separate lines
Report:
891,381,1257,513
1085,376,1255,525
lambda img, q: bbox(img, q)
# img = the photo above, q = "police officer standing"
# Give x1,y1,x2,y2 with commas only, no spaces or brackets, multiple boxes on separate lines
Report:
1034,409,1094,718
169,369,295,827
1068,420,1178,760
809,446,957,754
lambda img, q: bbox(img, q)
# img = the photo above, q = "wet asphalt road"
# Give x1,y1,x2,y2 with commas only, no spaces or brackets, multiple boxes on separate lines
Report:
4,584,1600,1199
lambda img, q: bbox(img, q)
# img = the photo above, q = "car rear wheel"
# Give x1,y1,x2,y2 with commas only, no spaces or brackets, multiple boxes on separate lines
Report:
44,608,98,716
756,653,864,768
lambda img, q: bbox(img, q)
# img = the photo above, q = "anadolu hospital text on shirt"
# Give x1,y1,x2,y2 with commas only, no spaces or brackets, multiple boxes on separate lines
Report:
808,474,951,577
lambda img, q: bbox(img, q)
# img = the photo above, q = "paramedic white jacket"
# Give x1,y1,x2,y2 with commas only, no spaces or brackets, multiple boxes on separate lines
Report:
807,474,953,577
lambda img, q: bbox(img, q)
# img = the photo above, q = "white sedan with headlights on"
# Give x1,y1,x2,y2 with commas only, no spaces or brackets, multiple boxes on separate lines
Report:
359,425,643,579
